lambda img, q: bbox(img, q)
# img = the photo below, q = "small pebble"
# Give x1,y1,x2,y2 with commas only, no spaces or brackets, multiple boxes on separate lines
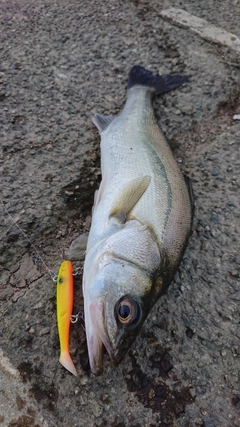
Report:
91,399,102,417
60,228,67,237
12,289,26,303
39,327,50,336
18,279,27,288
75,387,80,395
79,376,88,386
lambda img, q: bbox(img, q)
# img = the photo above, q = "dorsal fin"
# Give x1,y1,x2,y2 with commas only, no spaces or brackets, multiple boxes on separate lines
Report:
92,113,116,133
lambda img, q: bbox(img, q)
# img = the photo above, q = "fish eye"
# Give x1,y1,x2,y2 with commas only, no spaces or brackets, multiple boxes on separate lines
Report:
116,298,138,325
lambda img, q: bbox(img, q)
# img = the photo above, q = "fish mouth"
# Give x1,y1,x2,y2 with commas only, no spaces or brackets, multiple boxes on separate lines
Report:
86,299,141,374
86,299,112,375
87,332,104,376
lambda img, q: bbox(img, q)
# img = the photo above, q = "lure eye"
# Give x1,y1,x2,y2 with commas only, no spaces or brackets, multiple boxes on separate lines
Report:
117,298,138,325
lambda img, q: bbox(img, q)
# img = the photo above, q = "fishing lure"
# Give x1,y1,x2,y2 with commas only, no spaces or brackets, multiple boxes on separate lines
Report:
56,260,78,376
1,200,79,375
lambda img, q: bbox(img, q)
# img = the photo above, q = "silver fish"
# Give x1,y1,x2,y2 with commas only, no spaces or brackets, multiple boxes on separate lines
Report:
67,66,193,375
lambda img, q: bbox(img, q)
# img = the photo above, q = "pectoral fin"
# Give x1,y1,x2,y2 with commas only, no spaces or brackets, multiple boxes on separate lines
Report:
65,233,89,261
109,176,151,222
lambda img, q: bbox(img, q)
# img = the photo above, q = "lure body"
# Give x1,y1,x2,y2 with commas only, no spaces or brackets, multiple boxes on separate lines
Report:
56,260,77,376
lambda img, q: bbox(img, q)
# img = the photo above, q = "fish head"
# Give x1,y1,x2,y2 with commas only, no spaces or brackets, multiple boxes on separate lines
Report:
83,221,162,375
84,262,161,375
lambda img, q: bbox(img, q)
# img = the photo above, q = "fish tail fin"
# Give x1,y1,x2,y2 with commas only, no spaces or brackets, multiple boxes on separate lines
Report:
59,351,78,376
128,65,188,94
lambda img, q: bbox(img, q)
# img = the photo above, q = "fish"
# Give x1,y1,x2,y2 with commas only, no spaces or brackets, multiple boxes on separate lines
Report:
67,65,194,375
56,260,78,376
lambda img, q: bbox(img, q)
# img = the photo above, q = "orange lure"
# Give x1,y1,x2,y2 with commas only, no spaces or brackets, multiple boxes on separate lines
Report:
56,260,78,376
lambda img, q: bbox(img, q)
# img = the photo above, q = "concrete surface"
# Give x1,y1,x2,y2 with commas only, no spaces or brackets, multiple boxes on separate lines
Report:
160,8,240,53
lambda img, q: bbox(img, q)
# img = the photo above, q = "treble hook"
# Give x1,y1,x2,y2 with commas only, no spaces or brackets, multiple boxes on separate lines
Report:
70,310,84,324
51,271,58,282
72,267,83,276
